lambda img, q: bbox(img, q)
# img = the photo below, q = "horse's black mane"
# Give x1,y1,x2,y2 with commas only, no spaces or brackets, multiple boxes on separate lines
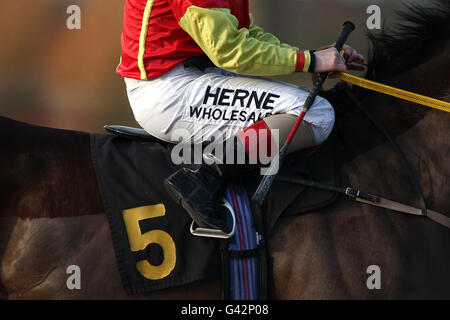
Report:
367,0,450,78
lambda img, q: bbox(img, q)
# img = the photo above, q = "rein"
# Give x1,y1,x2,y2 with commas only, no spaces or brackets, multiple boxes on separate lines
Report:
313,45,450,113
335,72,450,113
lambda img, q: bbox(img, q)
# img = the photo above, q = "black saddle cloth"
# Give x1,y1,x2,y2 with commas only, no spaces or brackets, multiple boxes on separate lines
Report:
91,133,221,294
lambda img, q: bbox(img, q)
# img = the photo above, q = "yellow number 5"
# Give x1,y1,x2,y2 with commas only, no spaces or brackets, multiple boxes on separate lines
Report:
122,204,176,280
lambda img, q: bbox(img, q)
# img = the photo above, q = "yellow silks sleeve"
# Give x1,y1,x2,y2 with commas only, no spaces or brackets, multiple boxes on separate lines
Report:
178,7,298,76
248,14,299,51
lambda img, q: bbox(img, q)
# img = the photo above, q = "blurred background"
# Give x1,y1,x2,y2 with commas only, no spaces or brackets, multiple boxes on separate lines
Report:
0,0,424,132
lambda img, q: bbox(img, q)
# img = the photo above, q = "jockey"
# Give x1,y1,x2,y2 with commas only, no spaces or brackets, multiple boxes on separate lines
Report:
117,0,364,233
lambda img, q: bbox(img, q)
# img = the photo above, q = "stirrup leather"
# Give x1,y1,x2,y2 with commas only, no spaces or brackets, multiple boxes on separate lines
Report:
190,199,236,239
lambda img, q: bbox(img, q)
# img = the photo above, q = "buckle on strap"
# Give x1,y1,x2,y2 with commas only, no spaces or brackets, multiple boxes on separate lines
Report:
190,200,236,239
345,187,358,199
345,187,380,203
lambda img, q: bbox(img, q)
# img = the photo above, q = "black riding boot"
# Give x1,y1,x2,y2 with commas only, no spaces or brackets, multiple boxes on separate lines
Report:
164,136,253,233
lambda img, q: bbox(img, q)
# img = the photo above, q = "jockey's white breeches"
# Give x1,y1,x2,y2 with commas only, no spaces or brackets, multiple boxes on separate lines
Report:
125,63,335,145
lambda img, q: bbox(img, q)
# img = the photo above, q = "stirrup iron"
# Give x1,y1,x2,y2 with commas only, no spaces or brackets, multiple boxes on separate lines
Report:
190,200,236,239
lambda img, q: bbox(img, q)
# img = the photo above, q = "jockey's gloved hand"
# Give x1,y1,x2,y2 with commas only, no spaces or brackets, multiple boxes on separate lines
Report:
313,45,365,73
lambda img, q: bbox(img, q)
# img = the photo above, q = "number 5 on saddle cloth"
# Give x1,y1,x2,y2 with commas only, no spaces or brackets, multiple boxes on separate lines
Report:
100,125,274,300
96,126,265,300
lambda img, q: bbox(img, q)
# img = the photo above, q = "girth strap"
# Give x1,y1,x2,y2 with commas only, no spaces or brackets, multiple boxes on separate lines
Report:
220,184,268,300
228,247,261,259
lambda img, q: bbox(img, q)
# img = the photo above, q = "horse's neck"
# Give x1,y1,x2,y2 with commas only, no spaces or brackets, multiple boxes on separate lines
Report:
395,108,450,213
341,104,450,210
337,66,450,213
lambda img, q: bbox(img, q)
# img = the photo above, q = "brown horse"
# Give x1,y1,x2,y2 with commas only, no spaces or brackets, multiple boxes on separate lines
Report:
1,2,449,299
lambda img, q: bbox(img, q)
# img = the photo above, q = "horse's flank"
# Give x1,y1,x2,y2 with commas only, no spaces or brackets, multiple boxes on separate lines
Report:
0,117,103,219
